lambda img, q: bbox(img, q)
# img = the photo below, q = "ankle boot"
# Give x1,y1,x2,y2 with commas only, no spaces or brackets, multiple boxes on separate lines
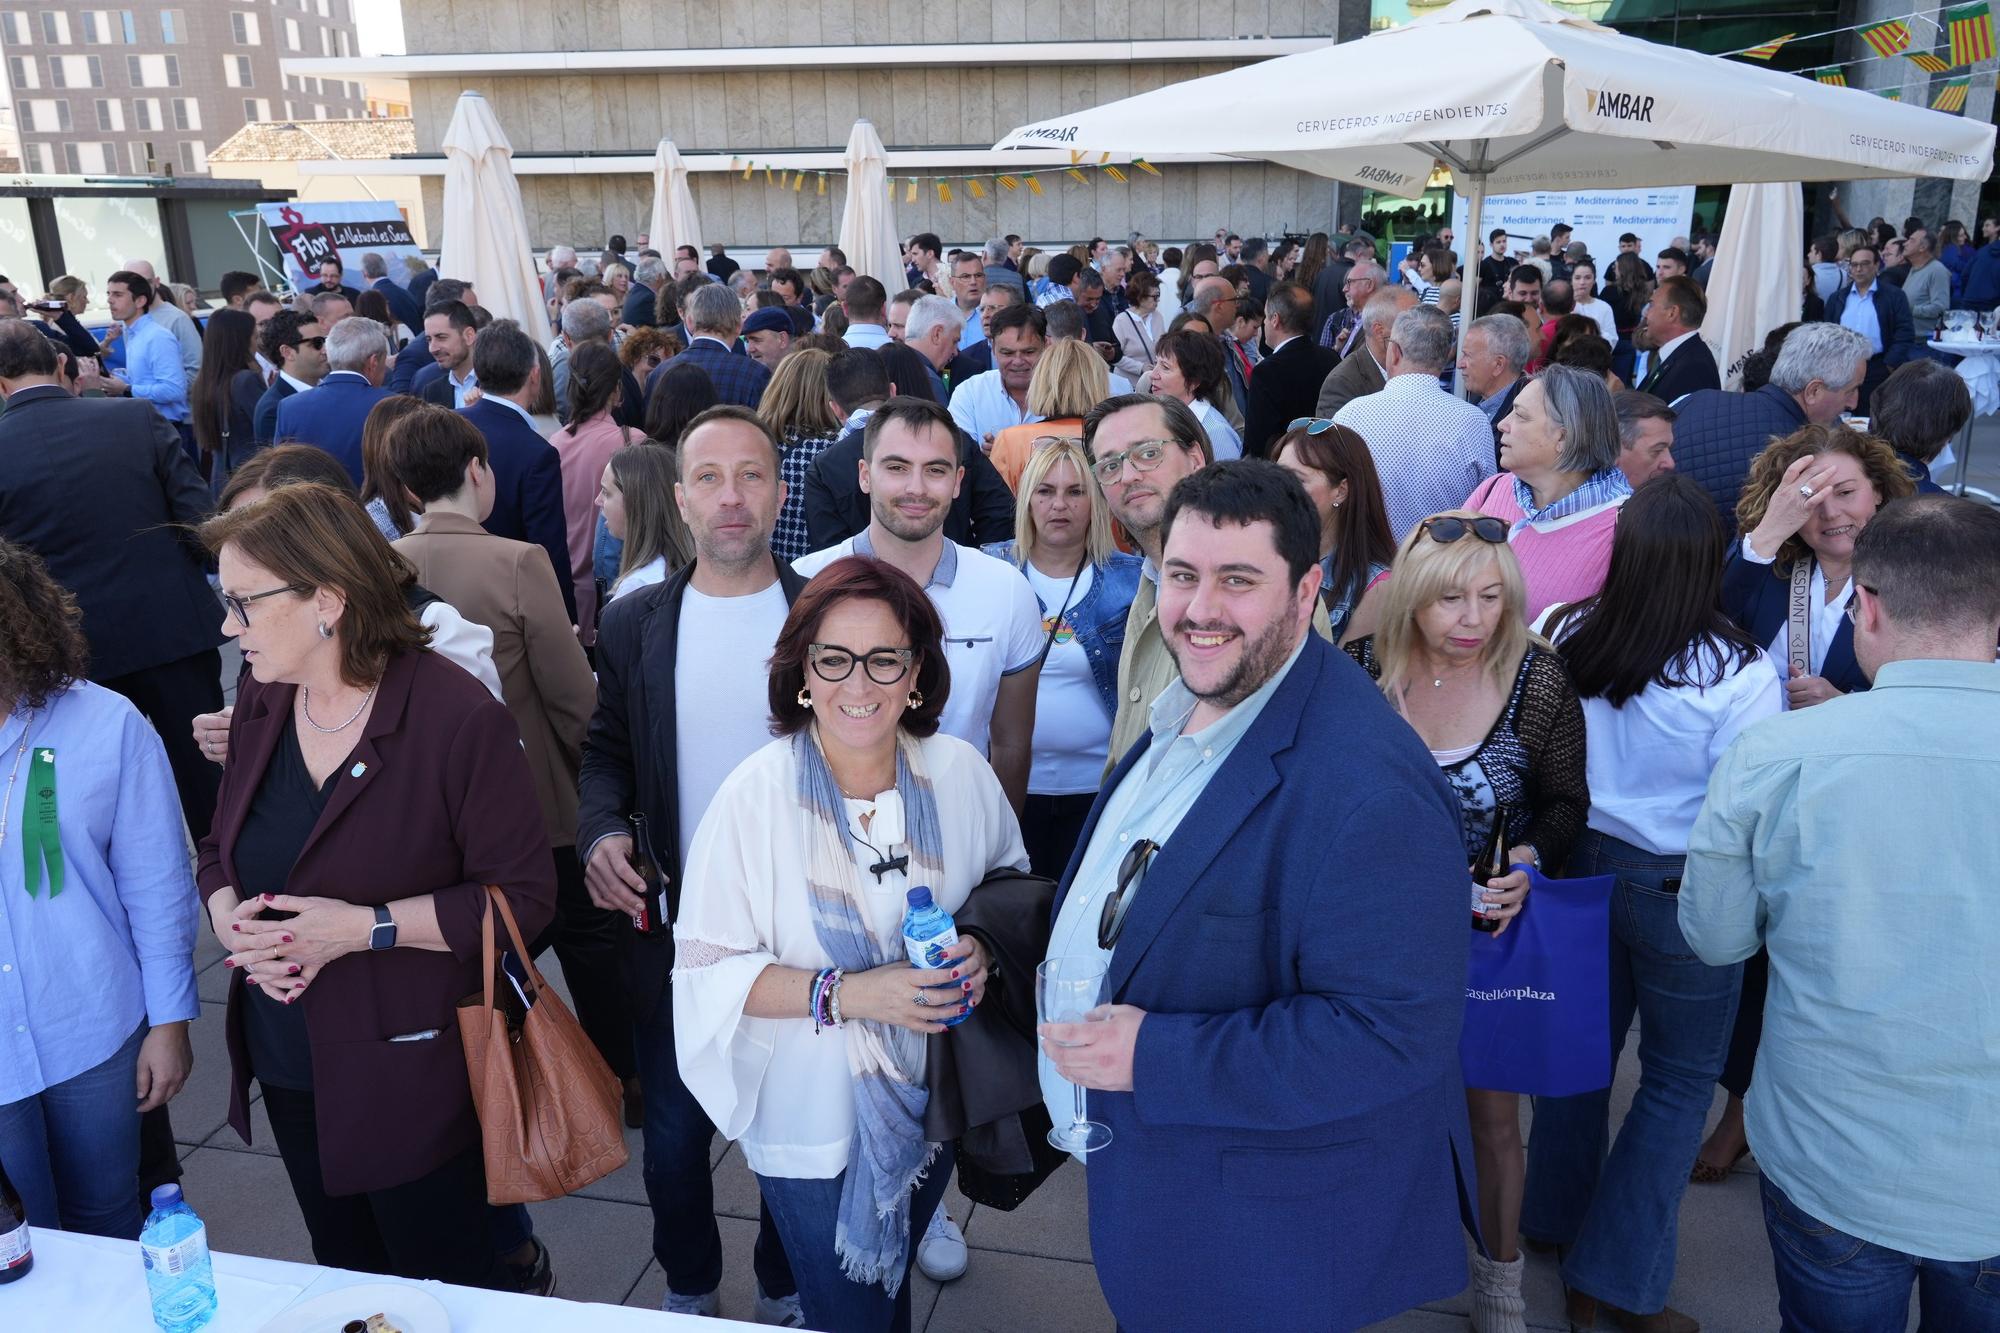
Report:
1468,1252,1529,1333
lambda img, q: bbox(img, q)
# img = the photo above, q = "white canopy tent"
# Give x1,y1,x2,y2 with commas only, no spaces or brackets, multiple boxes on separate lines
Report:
646,138,704,267
996,0,1994,381
838,119,904,290
439,91,547,344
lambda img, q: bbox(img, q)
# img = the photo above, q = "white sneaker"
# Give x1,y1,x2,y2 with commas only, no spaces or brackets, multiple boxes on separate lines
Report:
916,1208,968,1282
753,1285,806,1327
663,1287,720,1317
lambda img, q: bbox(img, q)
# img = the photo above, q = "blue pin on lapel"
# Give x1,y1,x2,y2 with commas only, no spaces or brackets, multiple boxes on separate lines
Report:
350,762,368,779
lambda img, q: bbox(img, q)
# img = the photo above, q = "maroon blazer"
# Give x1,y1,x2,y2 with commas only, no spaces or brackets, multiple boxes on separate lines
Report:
195,649,555,1196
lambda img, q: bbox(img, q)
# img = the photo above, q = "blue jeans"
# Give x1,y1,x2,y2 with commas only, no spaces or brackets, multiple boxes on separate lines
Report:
635,974,795,1299
0,1023,147,1239
1520,830,1743,1312
756,1145,953,1333
1762,1175,2000,1331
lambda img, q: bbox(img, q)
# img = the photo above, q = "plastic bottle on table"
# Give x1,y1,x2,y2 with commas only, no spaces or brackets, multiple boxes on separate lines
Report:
140,1184,217,1332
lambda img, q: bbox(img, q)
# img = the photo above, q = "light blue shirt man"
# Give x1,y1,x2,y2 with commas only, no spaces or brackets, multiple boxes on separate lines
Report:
1039,635,1308,1137
118,313,189,423
1680,658,2000,1262
1836,281,1884,355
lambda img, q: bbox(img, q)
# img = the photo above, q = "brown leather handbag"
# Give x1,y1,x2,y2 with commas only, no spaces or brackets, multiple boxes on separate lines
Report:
455,884,629,1203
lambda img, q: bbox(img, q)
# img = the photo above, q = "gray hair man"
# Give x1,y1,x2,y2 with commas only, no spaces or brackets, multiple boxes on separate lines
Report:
1459,312,1534,438
1319,260,1385,358
982,237,1024,295
1668,323,1871,532
271,315,392,486
1333,304,1499,538
646,281,771,408
1612,389,1677,488
551,295,617,419
902,294,965,396
627,255,670,328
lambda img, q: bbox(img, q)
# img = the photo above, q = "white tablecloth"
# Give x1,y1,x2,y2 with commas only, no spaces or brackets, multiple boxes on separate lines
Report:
1931,340,2000,418
0,1229,759,1331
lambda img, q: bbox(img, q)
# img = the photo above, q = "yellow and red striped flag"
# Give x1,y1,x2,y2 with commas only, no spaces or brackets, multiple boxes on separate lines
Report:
1103,165,1128,183
966,177,986,199
1739,33,1793,59
1025,176,1043,196
1066,167,1089,184
905,179,918,204
1859,19,1912,56
1905,51,1955,73
1134,158,1161,176
1813,66,1848,85
1933,74,1972,110
1880,86,1904,100
817,173,826,195
1949,2,1996,65
937,180,952,203
997,174,1019,191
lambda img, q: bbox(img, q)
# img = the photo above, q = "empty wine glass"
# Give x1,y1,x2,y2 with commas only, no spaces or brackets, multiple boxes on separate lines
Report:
1037,956,1113,1154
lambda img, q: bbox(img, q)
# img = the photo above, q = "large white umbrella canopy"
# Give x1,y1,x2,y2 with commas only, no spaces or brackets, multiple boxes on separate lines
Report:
1701,181,1805,389
440,90,546,344
838,119,903,290
646,138,703,265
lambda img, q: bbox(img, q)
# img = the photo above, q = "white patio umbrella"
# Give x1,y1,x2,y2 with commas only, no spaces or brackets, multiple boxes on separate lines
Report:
1701,182,1805,389
646,138,703,265
440,90,546,344
838,119,903,290
996,0,1994,378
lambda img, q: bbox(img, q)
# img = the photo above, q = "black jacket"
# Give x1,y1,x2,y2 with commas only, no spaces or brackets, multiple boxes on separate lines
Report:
622,282,660,329
0,385,223,680
1244,336,1339,459
802,424,1016,552
1636,334,1721,403
576,556,810,1016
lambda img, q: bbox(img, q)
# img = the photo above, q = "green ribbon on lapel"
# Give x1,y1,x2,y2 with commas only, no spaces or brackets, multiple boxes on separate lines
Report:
23,746,62,899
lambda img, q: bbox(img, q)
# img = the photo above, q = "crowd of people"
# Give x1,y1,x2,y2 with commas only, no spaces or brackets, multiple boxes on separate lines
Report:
0,205,1995,1333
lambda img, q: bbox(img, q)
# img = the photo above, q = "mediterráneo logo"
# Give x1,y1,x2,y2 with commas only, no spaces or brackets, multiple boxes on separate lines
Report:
1467,985,1556,1001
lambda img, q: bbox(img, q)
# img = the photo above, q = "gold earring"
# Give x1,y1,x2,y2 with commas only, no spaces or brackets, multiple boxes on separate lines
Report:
797,688,812,707
906,689,924,709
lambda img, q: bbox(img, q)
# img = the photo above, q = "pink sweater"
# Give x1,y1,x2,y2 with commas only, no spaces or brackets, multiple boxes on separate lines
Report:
1466,473,1623,621
551,412,635,643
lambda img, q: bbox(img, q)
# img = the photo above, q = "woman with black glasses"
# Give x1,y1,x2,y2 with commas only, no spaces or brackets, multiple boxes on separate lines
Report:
1344,509,1587,1333
673,556,1027,1331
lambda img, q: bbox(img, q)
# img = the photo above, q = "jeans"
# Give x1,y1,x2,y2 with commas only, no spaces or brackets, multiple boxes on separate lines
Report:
755,1145,954,1333
0,1024,146,1239
1520,829,1743,1313
1761,1175,2000,1332
634,972,795,1299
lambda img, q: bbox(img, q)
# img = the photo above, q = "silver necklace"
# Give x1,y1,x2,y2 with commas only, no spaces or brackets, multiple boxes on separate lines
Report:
300,683,377,734
0,710,33,853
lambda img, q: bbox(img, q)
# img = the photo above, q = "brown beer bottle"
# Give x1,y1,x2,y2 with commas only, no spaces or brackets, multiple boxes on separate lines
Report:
628,812,667,936
1472,803,1514,933
0,1152,31,1284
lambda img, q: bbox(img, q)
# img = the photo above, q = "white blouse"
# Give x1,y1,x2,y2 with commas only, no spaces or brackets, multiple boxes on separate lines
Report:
672,734,1028,1179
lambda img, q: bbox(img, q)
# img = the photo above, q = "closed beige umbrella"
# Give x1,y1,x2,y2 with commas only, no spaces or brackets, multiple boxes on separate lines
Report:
838,119,903,290
440,90,546,343
1701,182,1805,389
646,138,703,266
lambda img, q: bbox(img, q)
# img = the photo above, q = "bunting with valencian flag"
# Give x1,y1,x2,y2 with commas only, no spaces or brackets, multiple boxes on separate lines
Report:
1813,66,1848,85
1738,33,1792,59
1859,19,1914,55
1906,50,1955,73
1933,73,1973,110
1949,2,1996,65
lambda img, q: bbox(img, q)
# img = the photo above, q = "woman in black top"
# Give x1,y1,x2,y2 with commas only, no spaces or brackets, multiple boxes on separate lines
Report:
190,309,261,494
1345,509,1587,1333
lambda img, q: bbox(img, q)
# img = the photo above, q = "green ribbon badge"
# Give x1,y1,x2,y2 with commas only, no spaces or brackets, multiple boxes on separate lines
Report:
23,746,62,899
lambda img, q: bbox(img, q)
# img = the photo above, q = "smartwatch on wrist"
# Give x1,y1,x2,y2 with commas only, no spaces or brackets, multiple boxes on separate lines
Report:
369,905,397,951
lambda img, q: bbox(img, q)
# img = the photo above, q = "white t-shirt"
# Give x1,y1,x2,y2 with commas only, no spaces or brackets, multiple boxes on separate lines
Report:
794,534,1045,755
1022,562,1108,795
674,581,791,868
1575,296,1618,344
1740,537,1850,704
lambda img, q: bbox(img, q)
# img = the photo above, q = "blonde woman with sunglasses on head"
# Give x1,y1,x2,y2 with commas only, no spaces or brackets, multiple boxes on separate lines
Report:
1343,510,1587,1333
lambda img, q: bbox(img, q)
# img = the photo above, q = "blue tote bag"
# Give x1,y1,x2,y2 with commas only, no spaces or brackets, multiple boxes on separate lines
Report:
1459,866,1613,1097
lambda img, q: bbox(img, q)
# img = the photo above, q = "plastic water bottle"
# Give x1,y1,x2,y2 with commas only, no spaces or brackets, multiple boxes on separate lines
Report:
902,886,970,1028
140,1184,217,1332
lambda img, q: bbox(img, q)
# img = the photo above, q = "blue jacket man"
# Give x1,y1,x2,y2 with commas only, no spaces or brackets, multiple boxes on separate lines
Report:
1823,254,1915,412
1957,236,2000,311
644,284,769,409
368,271,424,337
458,320,576,622
273,315,393,487
1042,460,1476,1331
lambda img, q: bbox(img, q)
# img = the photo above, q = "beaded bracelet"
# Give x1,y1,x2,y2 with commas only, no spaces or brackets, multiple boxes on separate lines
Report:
827,970,846,1028
809,967,835,1033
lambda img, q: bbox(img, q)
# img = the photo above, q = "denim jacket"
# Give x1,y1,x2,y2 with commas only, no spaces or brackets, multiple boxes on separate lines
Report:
982,544,1143,716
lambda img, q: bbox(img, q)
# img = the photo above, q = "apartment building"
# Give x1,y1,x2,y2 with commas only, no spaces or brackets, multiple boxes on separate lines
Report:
1,0,368,177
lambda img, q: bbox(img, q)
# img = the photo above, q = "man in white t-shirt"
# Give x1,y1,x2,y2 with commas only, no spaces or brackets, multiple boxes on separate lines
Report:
796,397,1044,812
576,404,806,1326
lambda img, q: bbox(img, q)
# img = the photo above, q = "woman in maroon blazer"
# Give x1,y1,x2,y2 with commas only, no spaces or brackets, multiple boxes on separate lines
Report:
194,482,555,1289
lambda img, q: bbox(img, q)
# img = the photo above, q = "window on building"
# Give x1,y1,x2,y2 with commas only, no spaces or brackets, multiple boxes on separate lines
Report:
306,76,319,94
171,97,198,130
177,141,205,174
315,0,327,14
232,12,259,43
318,25,330,55
243,97,269,121
7,56,37,90
132,97,159,130
283,99,296,119
159,9,183,43
129,140,154,174
80,9,104,42
23,142,53,173
336,29,349,57
312,103,325,119
0,13,30,44
24,99,72,132
38,10,70,43
51,56,103,87
63,142,80,173
284,17,298,48
94,96,122,130
224,54,253,87
119,9,134,42
165,54,179,85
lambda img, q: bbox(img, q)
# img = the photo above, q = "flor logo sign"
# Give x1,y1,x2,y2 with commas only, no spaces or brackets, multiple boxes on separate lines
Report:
1584,88,1657,123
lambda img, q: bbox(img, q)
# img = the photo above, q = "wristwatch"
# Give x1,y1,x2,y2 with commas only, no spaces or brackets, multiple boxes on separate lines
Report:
369,905,397,951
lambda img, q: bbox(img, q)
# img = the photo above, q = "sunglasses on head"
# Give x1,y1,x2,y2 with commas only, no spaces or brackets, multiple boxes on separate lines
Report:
1420,516,1509,545
1287,417,1340,435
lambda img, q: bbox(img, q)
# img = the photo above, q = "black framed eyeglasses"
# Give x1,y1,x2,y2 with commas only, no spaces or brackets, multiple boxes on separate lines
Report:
1420,516,1509,545
808,643,914,685
1090,439,1174,484
1098,838,1160,951
222,583,309,626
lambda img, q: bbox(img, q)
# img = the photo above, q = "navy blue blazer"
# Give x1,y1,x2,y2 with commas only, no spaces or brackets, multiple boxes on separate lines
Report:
273,372,390,486
622,281,660,329
1053,633,1478,1330
370,276,424,336
252,375,295,447
460,397,576,623
1721,547,1868,695
388,336,436,394
645,336,769,409
1823,281,1917,370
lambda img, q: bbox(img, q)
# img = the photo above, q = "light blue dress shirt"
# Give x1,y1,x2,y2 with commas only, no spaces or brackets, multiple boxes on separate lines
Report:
1680,659,2000,1260
958,307,988,352
1837,282,1884,355
1039,633,1309,1136
0,683,200,1103
119,315,189,423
